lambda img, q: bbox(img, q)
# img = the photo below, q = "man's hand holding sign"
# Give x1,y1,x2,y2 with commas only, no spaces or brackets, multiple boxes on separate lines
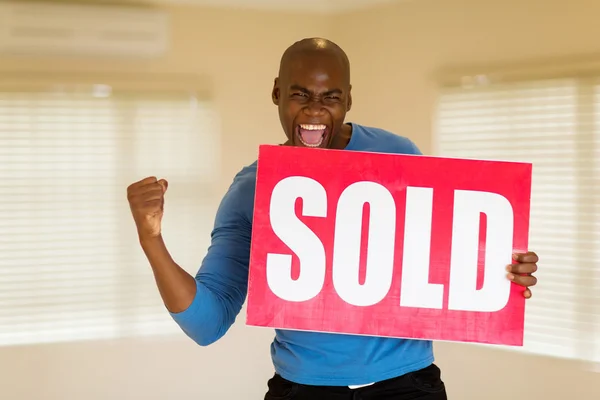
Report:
247,145,538,346
508,252,539,299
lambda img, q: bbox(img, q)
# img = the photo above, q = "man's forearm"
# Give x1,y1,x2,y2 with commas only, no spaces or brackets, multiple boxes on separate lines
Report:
140,235,197,313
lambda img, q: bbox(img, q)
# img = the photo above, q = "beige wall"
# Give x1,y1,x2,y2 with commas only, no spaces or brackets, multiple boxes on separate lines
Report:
0,5,328,188
1,0,598,399
333,0,600,155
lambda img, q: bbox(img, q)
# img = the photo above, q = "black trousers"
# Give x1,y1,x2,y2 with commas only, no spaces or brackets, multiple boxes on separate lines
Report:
264,363,447,400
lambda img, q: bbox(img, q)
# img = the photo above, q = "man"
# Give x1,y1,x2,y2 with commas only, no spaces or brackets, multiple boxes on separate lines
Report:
127,38,539,399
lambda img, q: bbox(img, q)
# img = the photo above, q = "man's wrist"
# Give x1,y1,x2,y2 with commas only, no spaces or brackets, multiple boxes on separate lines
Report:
139,233,163,249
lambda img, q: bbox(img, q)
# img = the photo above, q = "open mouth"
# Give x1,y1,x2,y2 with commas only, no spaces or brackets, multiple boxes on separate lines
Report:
296,124,328,148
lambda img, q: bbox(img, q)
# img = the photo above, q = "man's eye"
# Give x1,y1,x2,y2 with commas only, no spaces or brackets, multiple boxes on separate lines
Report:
292,92,308,97
326,95,341,101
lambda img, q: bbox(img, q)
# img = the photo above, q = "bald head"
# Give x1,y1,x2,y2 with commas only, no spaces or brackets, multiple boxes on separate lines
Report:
278,38,350,85
272,37,353,150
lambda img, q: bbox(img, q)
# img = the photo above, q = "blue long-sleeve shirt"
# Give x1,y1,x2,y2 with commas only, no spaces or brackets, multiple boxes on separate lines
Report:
170,122,434,386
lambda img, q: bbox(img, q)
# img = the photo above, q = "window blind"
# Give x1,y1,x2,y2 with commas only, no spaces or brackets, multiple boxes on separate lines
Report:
435,77,600,363
0,85,221,346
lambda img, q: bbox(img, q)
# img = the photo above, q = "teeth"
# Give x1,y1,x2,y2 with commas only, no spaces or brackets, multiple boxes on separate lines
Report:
300,124,326,130
298,135,324,147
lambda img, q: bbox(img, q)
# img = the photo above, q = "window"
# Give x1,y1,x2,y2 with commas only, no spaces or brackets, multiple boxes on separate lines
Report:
434,76,600,364
0,83,221,345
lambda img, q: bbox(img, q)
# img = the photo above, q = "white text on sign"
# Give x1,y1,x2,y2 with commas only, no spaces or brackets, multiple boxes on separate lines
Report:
266,176,514,313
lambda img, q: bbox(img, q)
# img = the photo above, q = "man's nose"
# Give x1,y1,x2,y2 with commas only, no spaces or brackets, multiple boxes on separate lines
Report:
304,99,325,115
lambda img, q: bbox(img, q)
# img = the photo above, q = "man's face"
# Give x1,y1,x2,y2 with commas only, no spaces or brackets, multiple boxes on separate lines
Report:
272,52,352,149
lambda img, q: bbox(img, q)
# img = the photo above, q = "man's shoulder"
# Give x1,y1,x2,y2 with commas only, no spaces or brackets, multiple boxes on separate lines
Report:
352,123,422,155
216,161,257,220
233,161,258,183
226,161,258,199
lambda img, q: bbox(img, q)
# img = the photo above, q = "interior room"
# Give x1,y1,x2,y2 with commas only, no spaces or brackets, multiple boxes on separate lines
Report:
0,0,598,399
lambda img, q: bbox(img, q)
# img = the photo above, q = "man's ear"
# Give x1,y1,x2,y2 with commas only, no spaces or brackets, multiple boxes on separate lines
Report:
347,84,353,112
272,78,280,105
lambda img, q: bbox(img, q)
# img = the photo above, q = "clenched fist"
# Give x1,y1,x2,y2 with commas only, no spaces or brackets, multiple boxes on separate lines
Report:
127,176,169,239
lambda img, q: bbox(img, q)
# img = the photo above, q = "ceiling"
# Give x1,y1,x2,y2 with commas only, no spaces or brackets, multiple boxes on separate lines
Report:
134,0,407,13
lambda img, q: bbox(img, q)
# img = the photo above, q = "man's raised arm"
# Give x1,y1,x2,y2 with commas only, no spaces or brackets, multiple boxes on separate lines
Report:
127,174,253,346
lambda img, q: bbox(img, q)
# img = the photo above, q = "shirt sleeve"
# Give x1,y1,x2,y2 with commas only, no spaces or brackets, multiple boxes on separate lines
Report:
168,173,254,346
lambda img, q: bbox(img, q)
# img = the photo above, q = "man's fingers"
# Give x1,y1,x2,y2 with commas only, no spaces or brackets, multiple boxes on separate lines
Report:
127,176,156,190
141,199,163,211
138,176,158,185
127,177,169,197
513,251,538,263
140,189,164,202
158,179,168,193
126,177,166,238
132,187,163,200
523,288,532,299
508,273,538,287
127,188,164,207
507,262,537,274
128,182,163,198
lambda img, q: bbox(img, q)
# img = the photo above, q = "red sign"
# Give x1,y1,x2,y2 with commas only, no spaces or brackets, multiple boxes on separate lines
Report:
246,145,532,346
